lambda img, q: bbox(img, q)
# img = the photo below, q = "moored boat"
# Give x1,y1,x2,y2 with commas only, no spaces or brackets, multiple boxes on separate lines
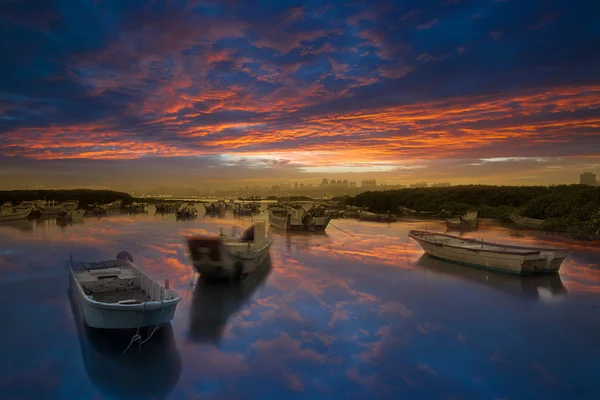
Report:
268,204,331,231
176,204,198,219
233,203,252,216
37,200,80,216
0,206,32,222
409,230,568,275
358,210,397,222
67,252,181,329
445,210,478,230
155,201,182,213
58,209,86,221
398,206,440,219
187,222,272,279
510,213,545,229
344,205,364,218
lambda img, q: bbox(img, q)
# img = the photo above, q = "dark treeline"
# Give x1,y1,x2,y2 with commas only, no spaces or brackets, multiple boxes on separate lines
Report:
343,185,600,239
0,189,133,209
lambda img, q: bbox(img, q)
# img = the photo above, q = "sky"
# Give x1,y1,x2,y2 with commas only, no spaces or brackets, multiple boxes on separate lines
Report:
1,0,599,191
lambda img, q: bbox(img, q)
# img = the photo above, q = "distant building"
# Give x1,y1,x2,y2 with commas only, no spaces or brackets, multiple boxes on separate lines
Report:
294,182,299,189
580,172,597,186
410,181,428,188
349,182,357,188
431,182,451,188
361,179,377,190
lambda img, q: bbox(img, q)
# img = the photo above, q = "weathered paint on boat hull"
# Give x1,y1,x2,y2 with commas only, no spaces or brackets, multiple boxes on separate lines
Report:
411,236,549,275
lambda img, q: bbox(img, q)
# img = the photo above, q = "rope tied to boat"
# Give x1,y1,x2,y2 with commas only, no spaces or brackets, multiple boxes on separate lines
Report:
108,299,166,367
328,221,355,237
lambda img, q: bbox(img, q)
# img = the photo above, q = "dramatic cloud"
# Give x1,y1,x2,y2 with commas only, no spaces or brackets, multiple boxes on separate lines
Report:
1,0,599,188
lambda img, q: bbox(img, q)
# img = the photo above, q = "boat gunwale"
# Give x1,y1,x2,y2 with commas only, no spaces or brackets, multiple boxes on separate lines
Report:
67,259,181,311
408,230,567,256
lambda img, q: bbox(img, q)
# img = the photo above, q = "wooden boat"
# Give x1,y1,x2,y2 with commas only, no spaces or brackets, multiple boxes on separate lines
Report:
233,203,252,216
358,210,397,222
445,210,478,230
37,200,80,216
510,213,545,229
106,200,123,210
344,205,364,218
176,204,198,219
268,204,331,231
155,201,182,213
0,206,32,222
409,230,568,275
187,222,272,280
58,209,86,221
398,206,439,219
67,252,181,329
91,204,108,215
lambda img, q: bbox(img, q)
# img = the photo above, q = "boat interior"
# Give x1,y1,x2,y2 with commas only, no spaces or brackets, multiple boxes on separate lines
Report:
71,259,172,304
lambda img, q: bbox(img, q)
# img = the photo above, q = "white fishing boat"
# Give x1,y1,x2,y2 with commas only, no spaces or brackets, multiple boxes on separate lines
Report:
0,206,32,222
187,222,272,279
409,230,568,275
67,252,181,329
510,213,545,229
445,210,478,230
358,210,397,222
58,209,86,221
37,200,80,216
268,204,331,231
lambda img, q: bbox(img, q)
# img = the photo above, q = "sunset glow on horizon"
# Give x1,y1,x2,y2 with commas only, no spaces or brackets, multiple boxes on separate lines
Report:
1,0,599,190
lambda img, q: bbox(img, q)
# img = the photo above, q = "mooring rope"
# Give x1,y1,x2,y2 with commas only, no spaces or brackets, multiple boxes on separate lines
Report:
108,299,166,367
328,221,355,237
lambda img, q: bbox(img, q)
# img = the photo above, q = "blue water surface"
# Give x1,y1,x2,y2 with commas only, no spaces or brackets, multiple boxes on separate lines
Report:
0,207,599,400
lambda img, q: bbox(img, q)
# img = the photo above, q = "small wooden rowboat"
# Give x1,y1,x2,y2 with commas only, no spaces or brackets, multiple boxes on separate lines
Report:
0,206,32,222
187,222,272,280
409,230,568,275
445,210,478,230
58,209,86,221
398,206,439,219
509,213,545,229
268,204,331,231
67,252,181,329
358,210,397,222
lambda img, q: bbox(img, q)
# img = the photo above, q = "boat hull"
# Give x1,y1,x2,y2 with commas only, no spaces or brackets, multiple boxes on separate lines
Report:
68,259,180,329
268,207,331,231
188,238,272,279
409,231,567,275
70,279,178,329
0,207,32,222
509,214,545,229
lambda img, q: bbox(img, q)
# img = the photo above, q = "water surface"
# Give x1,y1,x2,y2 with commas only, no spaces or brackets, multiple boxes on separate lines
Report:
1,208,599,399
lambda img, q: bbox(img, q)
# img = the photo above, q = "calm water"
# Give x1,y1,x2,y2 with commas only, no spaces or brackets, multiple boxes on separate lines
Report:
1,206,599,400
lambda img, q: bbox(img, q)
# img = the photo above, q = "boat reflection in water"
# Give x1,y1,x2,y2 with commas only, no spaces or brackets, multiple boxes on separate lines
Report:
68,288,182,400
416,254,567,301
189,256,272,344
